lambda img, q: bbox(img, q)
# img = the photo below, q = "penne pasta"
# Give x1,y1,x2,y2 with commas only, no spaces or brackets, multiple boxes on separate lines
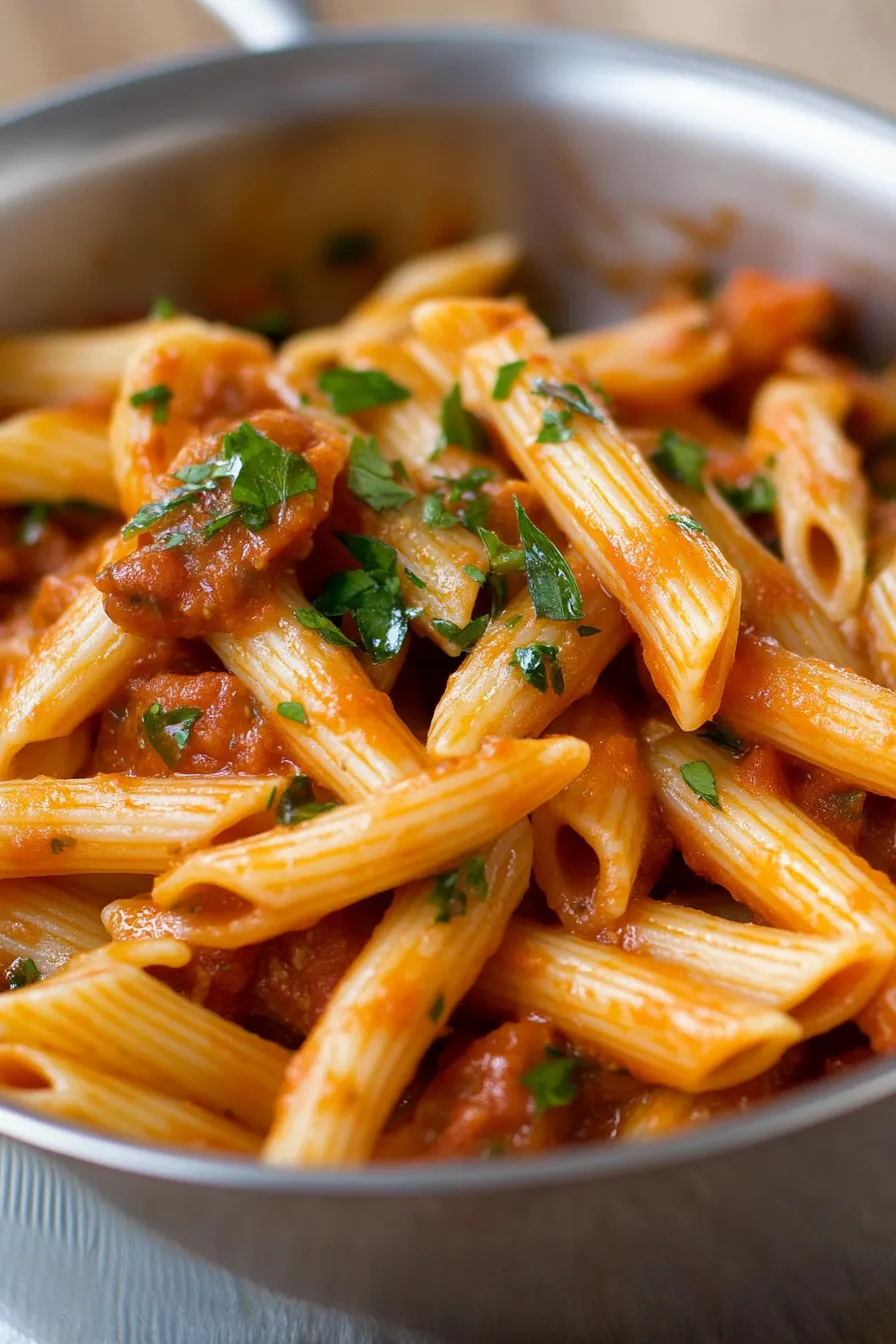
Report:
463,325,741,730
263,819,533,1165
0,322,151,407
864,554,896,689
531,689,653,932
0,408,117,509
0,945,287,1133
472,918,802,1093
642,722,896,952
428,550,629,757
0,877,107,972
616,895,886,1038
0,1044,259,1153
750,377,868,623
150,737,588,946
720,632,896,798
0,776,277,878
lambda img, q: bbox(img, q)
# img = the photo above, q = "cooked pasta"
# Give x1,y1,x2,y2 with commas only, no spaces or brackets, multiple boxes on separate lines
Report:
0,239,893,1164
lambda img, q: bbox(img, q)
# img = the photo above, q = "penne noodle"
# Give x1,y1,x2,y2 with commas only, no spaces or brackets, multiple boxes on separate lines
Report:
408,297,535,391
428,550,629,757
0,776,277,878
750,377,868,623
263,819,533,1165
0,945,287,1133
667,480,862,671
0,322,151,407
472,918,802,1093
0,408,117,509
0,581,142,779
864,555,896,689
617,1087,697,1141
10,721,94,781
150,737,589,946
0,877,107,972
721,632,896,798
531,689,652,932
0,1043,258,1153
463,324,741,729
557,301,732,405
208,575,427,803
616,895,886,1038
642,722,896,953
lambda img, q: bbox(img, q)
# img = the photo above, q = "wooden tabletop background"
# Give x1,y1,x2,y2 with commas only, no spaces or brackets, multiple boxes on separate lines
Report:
4,0,896,118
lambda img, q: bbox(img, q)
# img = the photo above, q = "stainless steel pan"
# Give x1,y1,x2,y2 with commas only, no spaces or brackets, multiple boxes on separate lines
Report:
3,4,896,1340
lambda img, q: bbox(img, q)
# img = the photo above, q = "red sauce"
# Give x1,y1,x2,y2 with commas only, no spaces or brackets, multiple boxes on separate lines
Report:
97,409,347,639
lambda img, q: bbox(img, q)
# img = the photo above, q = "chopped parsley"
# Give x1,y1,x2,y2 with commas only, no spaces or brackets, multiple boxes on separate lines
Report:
347,435,414,512
315,533,420,663
697,720,745,757
142,703,203,767
147,295,178,320
515,498,583,621
276,701,307,724
433,615,489,651
536,408,573,443
129,383,173,425
510,643,564,695
317,367,411,415
17,503,51,547
523,1045,579,1114
504,614,523,630
404,567,426,590
478,527,525,575
241,307,293,343
650,429,707,492
122,420,317,540
322,230,376,267
680,760,720,808
429,855,488,923
577,625,600,638
433,467,494,533
422,493,459,529
294,606,357,647
716,475,777,516
492,359,527,400
438,384,489,454
532,378,606,425
428,992,445,1023
463,565,487,584
49,836,75,855
668,513,706,536
5,957,40,990
265,785,278,810
829,789,865,817
276,775,338,826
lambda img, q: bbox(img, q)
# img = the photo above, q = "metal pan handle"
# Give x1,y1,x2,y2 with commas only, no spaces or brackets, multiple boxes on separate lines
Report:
192,0,316,50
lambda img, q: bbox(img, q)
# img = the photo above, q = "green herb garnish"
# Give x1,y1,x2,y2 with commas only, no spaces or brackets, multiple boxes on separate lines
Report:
6,957,40,990
347,435,414,513
129,383,173,425
276,702,307,724
433,615,489,651
318,367,411,415
463,565,487,584
277,775,338,826
478,527,526,575
523,1045,579,1114
429,855,488,923
510,643,564,695
428,992,445,1023
49,837,75,855
315,533,420,663
17,503,51,547
680,760,720,807
142,703,203,767
422,493,459,529
532,378,606,424
492,359,527,400
577,625,600,638
697,721,745,757
515,498,583,621
668,513,706,536
294,606,357,647
650,429,707,492
716,475,777,516
438,384,489,454
322,230,376,267
148,296,178,320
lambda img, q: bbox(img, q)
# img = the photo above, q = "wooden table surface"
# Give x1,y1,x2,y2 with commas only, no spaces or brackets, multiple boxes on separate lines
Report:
4,0,896,118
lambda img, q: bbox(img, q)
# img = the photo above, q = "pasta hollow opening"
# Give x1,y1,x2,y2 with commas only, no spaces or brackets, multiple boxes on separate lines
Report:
0,1052,51,1091
555,823,601,898
695,1037,794,1094
789,955,889,1038
806,523,842,599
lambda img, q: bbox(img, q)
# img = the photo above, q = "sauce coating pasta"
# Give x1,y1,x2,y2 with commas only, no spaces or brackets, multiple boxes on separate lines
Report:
0,239,893,1164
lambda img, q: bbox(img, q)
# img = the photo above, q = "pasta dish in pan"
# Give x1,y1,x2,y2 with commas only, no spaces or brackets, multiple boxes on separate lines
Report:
0,234,894,1162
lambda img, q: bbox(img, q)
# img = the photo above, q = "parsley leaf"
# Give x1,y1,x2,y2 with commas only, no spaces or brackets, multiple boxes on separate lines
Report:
142,703,203,768
432,467,494,533
5,956,40,990
697,720,745,757
577,625,600,637
433,615,489,651
716,475,777,515
523,1046,579,1114
276,701,307,724
323,230,376,267
49,836,74,854
422,493,459,529
680,760,720,808
294,606,357,647
148,296,178,320
241,307,293,343
478,527,526,575
463,565,487,584
830,789,865,817
318,367,411,415
492,359,527,400
668,513,706,536
276,775,338,826
438,384,489,454
536,408,573,443
404,567,426,590
129,383,173,425
532,378,606,424
650,429,707,492
17,503,51,547
121,485,203,538
429,855,488,923
224,421,317,523
515,498,583,621
428,992,445,1023
504,614,523,630
347,435,414,512
316,533,418,663
510,643,564,695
